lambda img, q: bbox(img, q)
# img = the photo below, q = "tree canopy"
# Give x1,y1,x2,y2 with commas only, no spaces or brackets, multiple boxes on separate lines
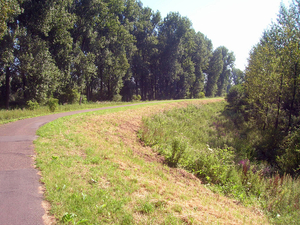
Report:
0,0,237,108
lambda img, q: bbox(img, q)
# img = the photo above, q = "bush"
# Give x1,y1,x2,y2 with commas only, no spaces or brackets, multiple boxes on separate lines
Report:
60,89,80,104
132,94,141,101
226,84,244,108
48,98,59,112
197,92,205,99
26,100,39,110
277,127,300,175
112,94,122,102
80,95,88,104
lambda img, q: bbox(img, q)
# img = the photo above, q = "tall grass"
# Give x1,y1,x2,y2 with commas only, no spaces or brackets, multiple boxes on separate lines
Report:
140,101,300,224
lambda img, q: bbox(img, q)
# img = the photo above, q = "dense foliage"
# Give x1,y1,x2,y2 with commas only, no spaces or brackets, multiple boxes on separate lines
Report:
226,1,300,176
0,0,239,108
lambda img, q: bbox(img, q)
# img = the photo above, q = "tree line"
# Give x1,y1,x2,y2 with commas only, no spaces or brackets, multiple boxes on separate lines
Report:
0,0,241,108
227,0,300,175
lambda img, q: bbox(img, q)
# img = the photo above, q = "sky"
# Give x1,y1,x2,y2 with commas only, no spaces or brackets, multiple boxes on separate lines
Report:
140,0,292,71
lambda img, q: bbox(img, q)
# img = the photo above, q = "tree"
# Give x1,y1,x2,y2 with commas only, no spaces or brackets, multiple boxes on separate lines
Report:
216,46,235,96
0,0,20,39
0,0,20,108
128,5,161,100
91,0,135,100
231,1,300,170
18,0,74,101
17,35,60,103
231,68,244,86
190,31,212,98
205,47,223,97
157,12,193,99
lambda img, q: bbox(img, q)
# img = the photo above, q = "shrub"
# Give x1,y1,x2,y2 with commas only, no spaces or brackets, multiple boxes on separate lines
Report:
112,94,122,102
48,98,59,112
60,88,80,104
26,100,39,110
226,84,245,109
198,92,205,99
277,127,300,175
80,95,88,104
132,94,141,101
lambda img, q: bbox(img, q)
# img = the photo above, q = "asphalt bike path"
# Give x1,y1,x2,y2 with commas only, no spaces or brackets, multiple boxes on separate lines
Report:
0,103,145,225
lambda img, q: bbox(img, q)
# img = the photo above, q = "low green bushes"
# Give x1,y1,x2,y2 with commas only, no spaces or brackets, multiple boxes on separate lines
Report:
132,94,141,101
48,98,59,112
26,100,40,110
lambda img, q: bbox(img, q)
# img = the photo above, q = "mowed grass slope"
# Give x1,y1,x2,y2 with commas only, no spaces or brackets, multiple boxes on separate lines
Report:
35,100,269,224
0,102,128,125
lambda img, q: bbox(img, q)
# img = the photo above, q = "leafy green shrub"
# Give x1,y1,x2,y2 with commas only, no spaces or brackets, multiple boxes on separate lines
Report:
226,85,243,104
112,94,122,102
80,95,88,104
48,98,59,112
60,88,80,104
277,128,300,175
197,92,205,99
132,94,141,101
26,100,39,110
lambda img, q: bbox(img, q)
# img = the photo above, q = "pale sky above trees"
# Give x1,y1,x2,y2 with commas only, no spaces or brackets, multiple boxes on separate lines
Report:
141,0,291,71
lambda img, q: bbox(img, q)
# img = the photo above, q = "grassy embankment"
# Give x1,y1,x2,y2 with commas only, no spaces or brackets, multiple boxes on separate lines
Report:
140,101,300,224
0,102,129,125
35,99,269,224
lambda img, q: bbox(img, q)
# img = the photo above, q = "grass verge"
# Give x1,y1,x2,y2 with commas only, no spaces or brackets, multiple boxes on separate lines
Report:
35,99,268,224
0,102,128,125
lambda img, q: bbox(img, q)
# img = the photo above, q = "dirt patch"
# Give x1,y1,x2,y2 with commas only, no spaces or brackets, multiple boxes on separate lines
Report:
42,200,56,225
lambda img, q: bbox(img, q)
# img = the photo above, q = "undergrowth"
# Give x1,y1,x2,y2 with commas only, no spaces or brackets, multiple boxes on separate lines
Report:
139,101,300,224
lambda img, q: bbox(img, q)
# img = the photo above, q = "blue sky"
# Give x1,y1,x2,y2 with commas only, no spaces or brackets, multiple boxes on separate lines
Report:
140,0,291,71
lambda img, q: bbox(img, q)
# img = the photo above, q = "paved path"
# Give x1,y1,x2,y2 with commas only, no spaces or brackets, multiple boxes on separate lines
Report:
0,104,142,225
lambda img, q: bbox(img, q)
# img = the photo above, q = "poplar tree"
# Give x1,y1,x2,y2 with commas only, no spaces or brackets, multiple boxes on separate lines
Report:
216,46,235,96
205,47,223,97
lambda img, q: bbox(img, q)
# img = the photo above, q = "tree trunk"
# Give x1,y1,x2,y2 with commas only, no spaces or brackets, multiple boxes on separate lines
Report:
287,62,298,131
5,67,10,109
275,73,283,129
